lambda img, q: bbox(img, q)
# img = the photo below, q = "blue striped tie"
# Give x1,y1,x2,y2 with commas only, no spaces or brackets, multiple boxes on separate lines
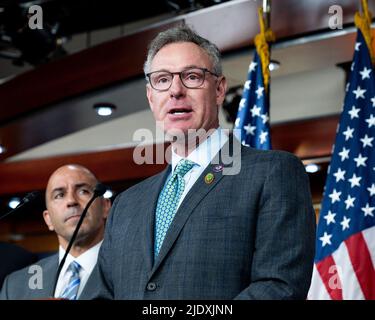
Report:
154,159,195,257
60,261,81,300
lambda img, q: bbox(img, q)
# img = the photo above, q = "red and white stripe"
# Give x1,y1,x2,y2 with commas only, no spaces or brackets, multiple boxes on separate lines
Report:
308,226,375,300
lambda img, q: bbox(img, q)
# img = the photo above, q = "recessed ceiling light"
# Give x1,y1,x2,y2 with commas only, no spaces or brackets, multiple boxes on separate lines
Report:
103,190,113,199
93,103,116,117
269,60,280,72
305,163,321,173
8,197,21,209
0,145,7,154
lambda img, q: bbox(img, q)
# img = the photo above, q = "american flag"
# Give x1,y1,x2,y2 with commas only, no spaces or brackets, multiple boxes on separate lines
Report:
234,50,271,150
308,29,375,299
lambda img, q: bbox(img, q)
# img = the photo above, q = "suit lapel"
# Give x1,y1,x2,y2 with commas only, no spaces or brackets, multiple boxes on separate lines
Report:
150,137,241,277
140,165,172,274
33,254,58,298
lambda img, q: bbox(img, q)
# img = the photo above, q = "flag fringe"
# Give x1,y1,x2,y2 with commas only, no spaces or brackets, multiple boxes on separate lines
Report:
254,7,275,92
354,0,374,65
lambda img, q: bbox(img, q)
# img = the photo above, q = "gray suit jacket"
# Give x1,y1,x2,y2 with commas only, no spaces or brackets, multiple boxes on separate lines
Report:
84,144,316,300
0,253,98,300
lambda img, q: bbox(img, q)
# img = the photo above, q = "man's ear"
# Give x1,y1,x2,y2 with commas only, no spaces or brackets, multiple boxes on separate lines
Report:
43,210,55,231
101,198,111,220
146,83,155,112
216,76,228,107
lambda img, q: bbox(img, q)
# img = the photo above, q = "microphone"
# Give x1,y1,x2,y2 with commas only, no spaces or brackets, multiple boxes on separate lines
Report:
93,183,107,197
51,183,107,297
0,191,41,221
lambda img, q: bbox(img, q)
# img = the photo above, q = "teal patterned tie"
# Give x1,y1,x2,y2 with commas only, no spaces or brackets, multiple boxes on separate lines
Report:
154,159,195,257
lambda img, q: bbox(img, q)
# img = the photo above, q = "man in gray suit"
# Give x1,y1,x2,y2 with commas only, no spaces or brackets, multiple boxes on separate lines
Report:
0,164,111,299
86,25,316,300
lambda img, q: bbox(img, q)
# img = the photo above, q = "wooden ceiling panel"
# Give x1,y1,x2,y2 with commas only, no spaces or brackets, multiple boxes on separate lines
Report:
0,21,180,125
1,0,370,125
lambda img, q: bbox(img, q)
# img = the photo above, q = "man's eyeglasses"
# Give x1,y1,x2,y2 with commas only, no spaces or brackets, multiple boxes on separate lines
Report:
146,67,219,91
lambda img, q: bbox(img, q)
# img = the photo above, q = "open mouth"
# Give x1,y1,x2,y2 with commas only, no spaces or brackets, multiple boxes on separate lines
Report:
168,108,192,115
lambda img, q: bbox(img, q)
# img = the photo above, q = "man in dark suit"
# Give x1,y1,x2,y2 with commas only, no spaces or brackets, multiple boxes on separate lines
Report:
0,164,111,299
0,242,37,288
85,25,316,300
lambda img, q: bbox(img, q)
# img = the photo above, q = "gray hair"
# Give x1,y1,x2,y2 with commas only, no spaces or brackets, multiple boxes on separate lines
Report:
143,25,222,77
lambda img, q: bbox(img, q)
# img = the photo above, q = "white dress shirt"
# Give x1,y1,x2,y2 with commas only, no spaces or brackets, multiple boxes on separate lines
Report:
169,127,228,210
54,240,102,298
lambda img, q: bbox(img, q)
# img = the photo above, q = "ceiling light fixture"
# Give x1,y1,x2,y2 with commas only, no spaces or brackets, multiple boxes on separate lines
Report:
269,60,280,72
103,189,113,199
305,163,321,173
0,145,7,154
8,197,21,209
93,102,116,117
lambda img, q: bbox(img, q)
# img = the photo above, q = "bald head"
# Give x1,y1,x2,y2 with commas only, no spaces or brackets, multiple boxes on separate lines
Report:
43,164,110,254
45,164,98,203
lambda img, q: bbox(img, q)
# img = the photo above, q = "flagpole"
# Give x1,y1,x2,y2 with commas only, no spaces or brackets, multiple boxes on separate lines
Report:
233,0,274,150
360,0,365,14
263,0,271,29
260,0,273,91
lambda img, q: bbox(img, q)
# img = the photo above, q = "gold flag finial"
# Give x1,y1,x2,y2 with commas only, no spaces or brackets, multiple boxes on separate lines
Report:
354,0,374,64
254,7,275,91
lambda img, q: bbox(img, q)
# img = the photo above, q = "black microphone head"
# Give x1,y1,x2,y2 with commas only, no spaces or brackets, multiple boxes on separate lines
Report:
94,183,107,197
0,190,41,220
15,191,41,208
22,191,41,204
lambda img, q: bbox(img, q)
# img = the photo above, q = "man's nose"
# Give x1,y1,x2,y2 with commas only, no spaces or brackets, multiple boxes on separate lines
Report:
169,74,186,98
66,192,79,207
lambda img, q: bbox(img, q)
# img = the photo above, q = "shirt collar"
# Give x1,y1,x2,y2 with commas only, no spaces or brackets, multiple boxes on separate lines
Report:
171,127,228,173
58,240,102,274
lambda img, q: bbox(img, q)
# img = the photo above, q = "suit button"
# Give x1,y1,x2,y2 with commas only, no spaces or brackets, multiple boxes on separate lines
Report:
146,282,157,291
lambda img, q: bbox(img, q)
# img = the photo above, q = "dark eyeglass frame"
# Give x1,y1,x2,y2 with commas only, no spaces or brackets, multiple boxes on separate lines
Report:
146,67,219,91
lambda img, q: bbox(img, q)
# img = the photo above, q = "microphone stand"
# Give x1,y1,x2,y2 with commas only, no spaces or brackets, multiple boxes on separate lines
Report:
51,183,106,298
0,191,41,221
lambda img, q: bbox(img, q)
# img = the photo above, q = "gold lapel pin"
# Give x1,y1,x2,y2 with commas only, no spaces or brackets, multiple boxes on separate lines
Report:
204,173,215,184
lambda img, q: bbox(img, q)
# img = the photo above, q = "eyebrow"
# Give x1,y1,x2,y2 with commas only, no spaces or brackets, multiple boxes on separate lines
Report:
151,65,203,73
50,183,93,195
